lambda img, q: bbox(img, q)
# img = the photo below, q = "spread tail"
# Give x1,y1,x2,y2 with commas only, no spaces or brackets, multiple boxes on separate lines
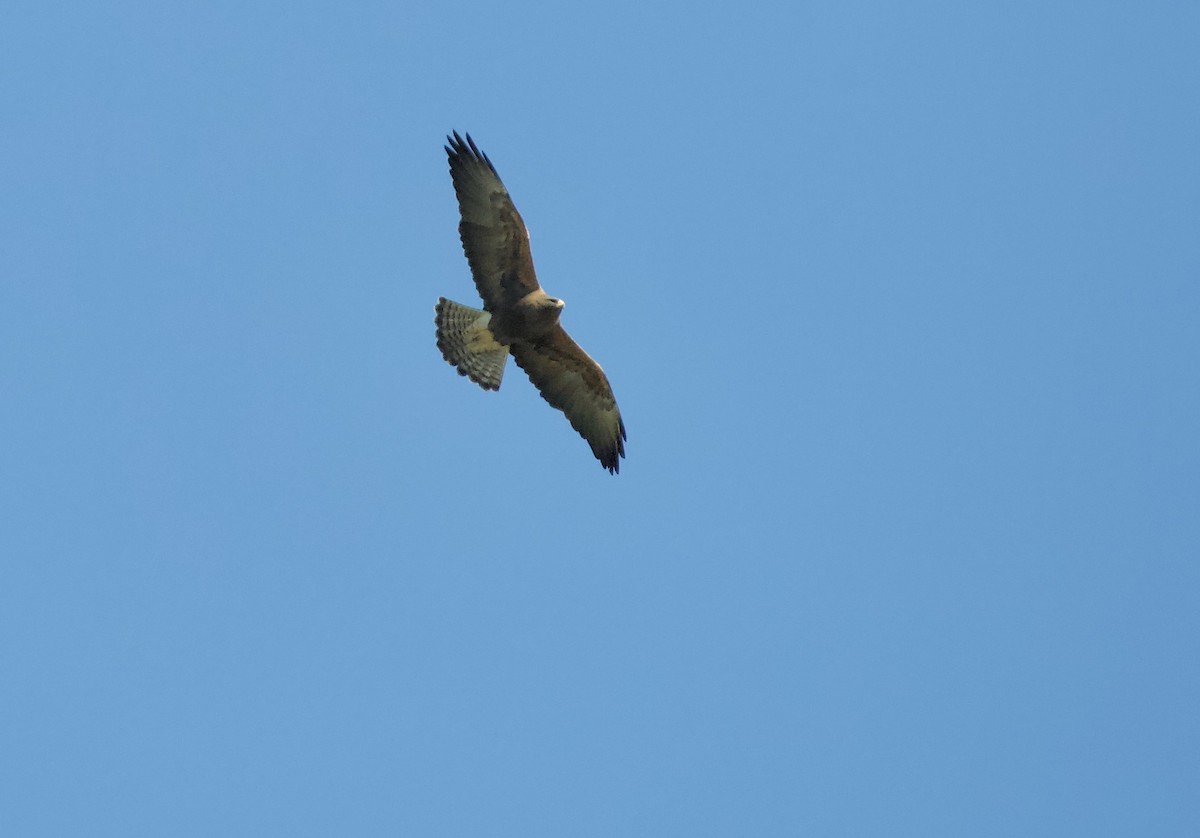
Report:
434,297,509,391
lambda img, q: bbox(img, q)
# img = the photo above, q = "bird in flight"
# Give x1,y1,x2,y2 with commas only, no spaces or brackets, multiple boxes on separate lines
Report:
434,132,627,474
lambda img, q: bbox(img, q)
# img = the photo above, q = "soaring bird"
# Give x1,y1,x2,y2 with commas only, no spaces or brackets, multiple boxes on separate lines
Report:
434,132,626,474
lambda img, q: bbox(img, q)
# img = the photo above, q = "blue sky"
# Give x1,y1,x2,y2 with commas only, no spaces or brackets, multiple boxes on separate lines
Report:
2,1,1197,835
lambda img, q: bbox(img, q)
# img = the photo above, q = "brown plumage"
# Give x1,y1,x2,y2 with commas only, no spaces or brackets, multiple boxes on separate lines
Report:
434,132,626,474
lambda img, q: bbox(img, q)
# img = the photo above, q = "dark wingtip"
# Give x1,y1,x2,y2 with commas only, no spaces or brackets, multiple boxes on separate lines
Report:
600,420,627,474
445,130,497,175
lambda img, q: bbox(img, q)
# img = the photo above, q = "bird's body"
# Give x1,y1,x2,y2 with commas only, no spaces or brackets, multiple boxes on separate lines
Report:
488,291,564,344
434,132,626,474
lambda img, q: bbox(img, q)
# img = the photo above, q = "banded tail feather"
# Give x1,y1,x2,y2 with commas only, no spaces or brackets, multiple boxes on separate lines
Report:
434,297,509,391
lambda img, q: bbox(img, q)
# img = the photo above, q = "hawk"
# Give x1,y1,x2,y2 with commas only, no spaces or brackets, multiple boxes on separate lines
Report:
434,132,627,474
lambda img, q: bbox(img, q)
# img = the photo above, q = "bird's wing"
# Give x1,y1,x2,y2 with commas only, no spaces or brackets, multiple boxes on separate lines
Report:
445,132,540,311
510,326,626,474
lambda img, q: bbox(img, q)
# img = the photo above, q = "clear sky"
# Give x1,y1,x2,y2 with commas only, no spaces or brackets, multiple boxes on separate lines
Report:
2,1,1197,835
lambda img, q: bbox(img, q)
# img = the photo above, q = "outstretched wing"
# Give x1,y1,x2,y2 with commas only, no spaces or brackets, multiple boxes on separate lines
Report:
445,132,540,312
510,327,626,474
